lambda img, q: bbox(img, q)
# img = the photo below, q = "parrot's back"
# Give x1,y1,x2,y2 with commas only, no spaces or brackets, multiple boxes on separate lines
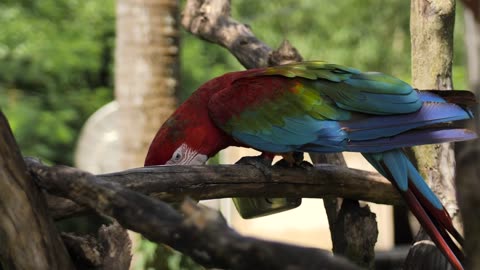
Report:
208,63,476,154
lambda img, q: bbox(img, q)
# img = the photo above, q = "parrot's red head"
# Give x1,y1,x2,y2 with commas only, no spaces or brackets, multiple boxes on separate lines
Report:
144,80,235,167
145,114,210,166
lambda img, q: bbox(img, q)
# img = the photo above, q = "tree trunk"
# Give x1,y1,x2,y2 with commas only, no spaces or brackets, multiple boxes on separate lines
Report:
115,0,180,168
406,1,458,268
115,1,181,268
311,154,378,270
0,111,74,270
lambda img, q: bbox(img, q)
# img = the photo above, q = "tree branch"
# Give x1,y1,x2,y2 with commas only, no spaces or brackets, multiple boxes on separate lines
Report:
27,158,361,270
182,0,304,67
61,222,132,269
25,159,401,220
182,0,271,68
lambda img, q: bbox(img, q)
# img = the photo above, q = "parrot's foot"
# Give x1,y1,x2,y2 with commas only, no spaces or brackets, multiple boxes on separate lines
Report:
233,154,301,219
235,154,273,179
274,152,313,170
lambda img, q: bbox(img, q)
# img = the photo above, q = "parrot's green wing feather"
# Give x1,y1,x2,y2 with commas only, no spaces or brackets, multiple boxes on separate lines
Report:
262,61,419,114
208,61,421,153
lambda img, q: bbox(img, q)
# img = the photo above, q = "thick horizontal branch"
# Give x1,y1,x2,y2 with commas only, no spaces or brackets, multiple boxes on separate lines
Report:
25,158,401,220
26,158,361,270
105,164,399,203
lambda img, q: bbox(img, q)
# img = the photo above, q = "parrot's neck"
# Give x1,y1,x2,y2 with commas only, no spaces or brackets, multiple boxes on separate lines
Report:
174,75,242,157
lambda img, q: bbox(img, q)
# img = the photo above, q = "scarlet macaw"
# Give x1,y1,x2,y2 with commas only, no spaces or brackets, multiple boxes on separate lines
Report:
145,61,476,270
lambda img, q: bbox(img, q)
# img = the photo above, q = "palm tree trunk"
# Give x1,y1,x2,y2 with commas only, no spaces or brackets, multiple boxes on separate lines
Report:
115,0,179,168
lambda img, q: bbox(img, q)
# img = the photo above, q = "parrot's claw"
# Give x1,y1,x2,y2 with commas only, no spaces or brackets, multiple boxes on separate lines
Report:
298,160,314,169
274,159,313,170
274,151,313,170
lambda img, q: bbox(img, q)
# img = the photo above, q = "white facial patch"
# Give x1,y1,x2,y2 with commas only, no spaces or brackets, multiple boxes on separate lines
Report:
166,143,208,165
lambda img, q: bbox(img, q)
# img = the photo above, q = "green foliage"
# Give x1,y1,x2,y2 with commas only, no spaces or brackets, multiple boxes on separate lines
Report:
235,0,411,73
0,0,114,165
133,239,205,270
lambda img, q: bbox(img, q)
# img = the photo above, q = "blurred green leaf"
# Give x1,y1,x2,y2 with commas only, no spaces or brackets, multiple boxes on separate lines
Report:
0,0,114,165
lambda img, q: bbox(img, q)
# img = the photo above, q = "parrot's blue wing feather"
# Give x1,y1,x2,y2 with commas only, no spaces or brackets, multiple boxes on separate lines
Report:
343,128,476,152
342,102,472,140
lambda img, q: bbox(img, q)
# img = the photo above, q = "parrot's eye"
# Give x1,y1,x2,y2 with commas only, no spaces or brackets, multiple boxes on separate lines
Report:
166,143,207,165
169,148,184,163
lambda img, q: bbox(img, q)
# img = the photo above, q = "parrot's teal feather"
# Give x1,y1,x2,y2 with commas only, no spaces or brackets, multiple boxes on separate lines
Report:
382,150,408,191
231,116,346,153
406,160,443,209
363,150,443,209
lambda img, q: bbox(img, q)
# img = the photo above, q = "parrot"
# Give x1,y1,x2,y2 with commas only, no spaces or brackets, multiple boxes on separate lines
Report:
145,61,476,270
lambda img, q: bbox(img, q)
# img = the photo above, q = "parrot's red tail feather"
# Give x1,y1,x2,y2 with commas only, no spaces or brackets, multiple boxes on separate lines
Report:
404,187,464,270
362,150,465,270
378,161,465,270
409,183,464,247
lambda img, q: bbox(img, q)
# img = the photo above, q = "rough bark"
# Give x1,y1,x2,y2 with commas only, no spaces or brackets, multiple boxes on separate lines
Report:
331,200,378,269
407,0,458,269
27,158,361,270
182,0,271,68
312,154,378,269
0,111,74,270
182,1,378,267
182,0,301,67
312,154,346,235
115,0,179,168
27,160,401,220
61,222,132,269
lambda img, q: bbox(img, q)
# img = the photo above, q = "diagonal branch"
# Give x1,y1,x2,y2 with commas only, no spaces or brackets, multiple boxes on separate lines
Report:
182,0,272,68
27,158,362,270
